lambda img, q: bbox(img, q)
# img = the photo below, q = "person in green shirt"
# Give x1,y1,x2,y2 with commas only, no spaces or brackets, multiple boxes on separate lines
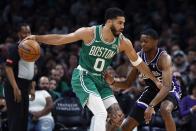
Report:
48,79,61,101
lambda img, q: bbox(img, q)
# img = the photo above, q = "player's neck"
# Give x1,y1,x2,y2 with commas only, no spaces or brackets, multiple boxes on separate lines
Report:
146,48,158,61
102,25,115,43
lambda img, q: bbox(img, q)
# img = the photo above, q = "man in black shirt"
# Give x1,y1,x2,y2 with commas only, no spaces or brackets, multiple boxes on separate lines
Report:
4,23,35,131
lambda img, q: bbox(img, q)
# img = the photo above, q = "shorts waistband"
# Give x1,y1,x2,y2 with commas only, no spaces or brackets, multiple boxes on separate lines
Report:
77,65,102,76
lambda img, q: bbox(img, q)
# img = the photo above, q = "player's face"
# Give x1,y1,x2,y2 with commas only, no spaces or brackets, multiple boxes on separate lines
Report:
111,16,125,37
18,26,31,40
140,35,156,52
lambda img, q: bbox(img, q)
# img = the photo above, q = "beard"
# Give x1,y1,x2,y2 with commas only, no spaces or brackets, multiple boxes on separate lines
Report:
111,25,121,37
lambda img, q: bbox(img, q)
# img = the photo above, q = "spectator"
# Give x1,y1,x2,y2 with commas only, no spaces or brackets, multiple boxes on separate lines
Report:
48,79,60,101
172,50,189,74
186,60,196,86
28,76,54,131
187,46,196,63
50,68,70,95
180,81,196,131
67,54,78,79
55,63,69,84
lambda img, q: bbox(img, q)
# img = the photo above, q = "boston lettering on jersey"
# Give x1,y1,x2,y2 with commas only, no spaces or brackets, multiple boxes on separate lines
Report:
89,46,116,59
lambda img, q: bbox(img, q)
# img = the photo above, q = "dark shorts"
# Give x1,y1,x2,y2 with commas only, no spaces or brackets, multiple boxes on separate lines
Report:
129,92,179,124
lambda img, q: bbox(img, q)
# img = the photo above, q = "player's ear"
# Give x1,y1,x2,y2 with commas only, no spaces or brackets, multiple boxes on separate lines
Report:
106,19,113,25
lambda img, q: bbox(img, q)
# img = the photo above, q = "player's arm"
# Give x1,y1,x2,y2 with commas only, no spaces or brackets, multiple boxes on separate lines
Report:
119,37,161,86
5,66,21,102
5,47,22,102
105,67,139,89
28,27,92,45
5,66,18,91
148,53,172,107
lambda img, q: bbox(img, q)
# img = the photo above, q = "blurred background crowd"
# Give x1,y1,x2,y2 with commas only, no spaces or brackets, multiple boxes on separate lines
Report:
0,0,196,131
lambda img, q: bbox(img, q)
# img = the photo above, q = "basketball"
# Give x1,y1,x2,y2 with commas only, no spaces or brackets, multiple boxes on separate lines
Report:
18,40,40,62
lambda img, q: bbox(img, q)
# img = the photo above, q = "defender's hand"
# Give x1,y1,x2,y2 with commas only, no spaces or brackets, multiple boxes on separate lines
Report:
13,87,22,103
103,71,115,85
144,106,155,124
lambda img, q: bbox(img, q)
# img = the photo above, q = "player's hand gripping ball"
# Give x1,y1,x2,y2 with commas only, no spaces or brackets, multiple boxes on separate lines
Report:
18,40,40,62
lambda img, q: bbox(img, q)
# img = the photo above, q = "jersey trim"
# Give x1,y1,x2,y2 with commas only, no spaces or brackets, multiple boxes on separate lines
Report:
83,26,96,46
156,50,167,72
143,48,160,64
116,33,123,53
99,25,116,45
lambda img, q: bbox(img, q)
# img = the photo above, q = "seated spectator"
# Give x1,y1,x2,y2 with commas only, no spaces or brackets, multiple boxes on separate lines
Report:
187,46,196,63
55,63,69,85
28,76,54,131
48,79,61,101
50,68,71,95
173,71,187,98
172,50,189,74
180,81,196,131
186,60,196,85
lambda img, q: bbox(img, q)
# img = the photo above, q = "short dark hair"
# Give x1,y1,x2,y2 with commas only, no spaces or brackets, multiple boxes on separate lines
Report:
105,7,124,21
141,28,159,40
16,23,30,32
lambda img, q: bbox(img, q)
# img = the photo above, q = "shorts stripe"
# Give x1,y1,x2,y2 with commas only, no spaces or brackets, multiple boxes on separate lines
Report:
79,71,99,96
102,95,114,100
136,100,148,109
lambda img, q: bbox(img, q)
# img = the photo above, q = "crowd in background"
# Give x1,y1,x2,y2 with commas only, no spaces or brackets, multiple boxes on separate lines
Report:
0,0,196,131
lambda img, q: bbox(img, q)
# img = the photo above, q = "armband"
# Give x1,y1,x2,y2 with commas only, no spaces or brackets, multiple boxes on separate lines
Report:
130,56,142,66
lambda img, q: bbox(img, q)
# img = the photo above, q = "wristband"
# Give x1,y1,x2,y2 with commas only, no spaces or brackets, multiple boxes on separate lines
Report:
130,56,142,66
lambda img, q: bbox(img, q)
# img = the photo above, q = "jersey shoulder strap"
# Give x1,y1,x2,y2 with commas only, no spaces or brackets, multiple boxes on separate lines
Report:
95,25,102,41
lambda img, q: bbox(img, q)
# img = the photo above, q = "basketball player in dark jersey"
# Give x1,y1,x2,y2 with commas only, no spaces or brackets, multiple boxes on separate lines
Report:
105,28,181,131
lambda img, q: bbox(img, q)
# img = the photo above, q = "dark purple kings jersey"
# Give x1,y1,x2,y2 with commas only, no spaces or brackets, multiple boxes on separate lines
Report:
139,48,181,100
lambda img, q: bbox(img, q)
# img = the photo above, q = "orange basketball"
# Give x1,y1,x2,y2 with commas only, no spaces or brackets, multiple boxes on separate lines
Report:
18,40,40,62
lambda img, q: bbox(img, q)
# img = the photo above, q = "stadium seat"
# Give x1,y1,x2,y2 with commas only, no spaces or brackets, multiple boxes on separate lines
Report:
52,96,91,131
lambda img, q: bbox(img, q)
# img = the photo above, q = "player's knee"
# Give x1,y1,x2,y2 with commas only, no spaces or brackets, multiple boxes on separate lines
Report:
109,110,124,125
160,106,172,117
